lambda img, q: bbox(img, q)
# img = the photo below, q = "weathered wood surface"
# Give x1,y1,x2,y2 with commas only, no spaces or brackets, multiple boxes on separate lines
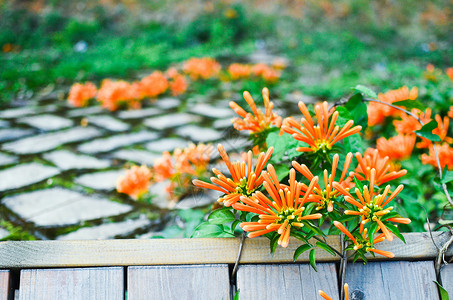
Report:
236,263,339,300
345,261,439,300
128,264,230,300
0,270,10,300
18,267,123,300
0,232,450,268
440,263,453,297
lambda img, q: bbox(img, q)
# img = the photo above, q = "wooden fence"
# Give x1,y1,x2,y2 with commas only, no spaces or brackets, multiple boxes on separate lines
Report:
0,232,452,299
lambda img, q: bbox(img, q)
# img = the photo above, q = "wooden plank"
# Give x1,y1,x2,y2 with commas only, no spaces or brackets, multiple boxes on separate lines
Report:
236,263,339,300
127,265,230,300
345,261,439,299
440,263,453,296
18,267,123,300
0,232,450,268
0,270,11,300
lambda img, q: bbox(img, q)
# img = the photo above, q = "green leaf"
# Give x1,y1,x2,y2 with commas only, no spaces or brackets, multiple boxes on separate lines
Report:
266,131,306,162
344,133,363,154
434,281,449,300
274,164,290,181
233,289,241,300
354,176,364,194
368,222,379,245
309,248,317,271
414,120,441,142
208,208,236,225
442,170,453,184
353,85,377,99
293,244,312,261
335,106,352,127
303,222,326,237
385,222,406,243
393,100,425,111
231,220,241,232
316,241,337,256
270,233,280,255
345,93,368,130
191,223,235,238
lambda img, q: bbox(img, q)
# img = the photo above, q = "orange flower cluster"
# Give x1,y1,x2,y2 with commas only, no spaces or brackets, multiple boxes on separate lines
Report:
281,101,362,154
393,108,431,135
293,153,354,212
227,63,281,82
68,82,97,107
166,68,188,96
183,57,221,80
353,149,406,186
376,134,415,161
230,88,282,134
139,71,169,98
421,143,453,170
235,167,321,247
367,86,418,126
154,143,213,199
416,115,452,148
97,79,143,111
116,165,153,200
193,144,274,206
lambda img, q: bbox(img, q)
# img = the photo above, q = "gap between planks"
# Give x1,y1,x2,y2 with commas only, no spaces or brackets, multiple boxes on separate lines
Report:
0,232,451,268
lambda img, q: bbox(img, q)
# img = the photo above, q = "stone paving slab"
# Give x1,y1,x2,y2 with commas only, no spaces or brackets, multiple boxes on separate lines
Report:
213,118,233,129
74,169,126,191
0,152,18,167
175,192,219,209
0,107,39,119
145,138,189,153
175,125,223,142
43,150,111,171
0,163,59,192
144,113,200,130
112,149,160,165
156,97,181,110
2,188,132,227
0,128,35,142
2,126,102,154
117,107,162,120
78,131,159,154
66,106,104,117
18,114,74,131
189,104,234,119
87,115,130,132
0,120,9,128
57,215,151,240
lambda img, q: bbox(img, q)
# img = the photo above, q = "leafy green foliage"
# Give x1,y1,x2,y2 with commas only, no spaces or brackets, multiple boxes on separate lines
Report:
434,281,450,300
294,244,312,261
353,85,377,99
415,120,441,142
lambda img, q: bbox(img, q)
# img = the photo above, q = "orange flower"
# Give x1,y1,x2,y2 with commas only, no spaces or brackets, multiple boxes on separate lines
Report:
68,82,97,107
319,283,349,300
376,134,415,161
281,101,362,153
251,63,281,82
446,68,453,81
116,165,152,199
333,171,409,242
368,86,418,126
417,115,453,148
140,71,169,98
353,149,407,186
228,63,252,80
421,143,453,170
449,106,453,119
293,153,354,212
234,167,321,247
193,144,273,207
174,143,213,176
230,87,282,133
169,74,188,96
393,108,431,135
183,57,221,80
97,79,138,111
153,151,174,182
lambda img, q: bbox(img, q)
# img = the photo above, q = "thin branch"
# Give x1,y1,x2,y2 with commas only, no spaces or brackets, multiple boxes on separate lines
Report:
231,231,246,279
363,98,423,124
312,235,344,258
435,226,453,282
339,233,348,300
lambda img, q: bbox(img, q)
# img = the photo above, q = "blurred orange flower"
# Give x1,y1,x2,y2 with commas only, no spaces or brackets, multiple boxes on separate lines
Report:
446,68,453,81
353,149,406,186
230,87,282,134
193,144,274,207
234,167,321,248
183,57,221,80
140,71,169,98
281,101,362,153
377,134,415,161
153,151,174,182
393,108,431,135
169,74,188,96
449,106,453,119
116,165,152,199
421,143,453,170
417,115,452,148
227,63,252,80
68,82,97,107
97,79,138,111
251,63,281,82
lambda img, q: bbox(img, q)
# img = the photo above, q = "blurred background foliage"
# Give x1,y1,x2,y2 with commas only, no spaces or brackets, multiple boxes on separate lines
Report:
0,0,452,105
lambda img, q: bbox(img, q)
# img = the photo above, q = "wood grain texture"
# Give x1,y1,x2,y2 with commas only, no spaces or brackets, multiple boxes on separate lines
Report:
440,263,453,296
0,270,10,300
0,232,449,268
236,263,339,300
345,261,439,300
127,265,230,300
18,267,123,300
